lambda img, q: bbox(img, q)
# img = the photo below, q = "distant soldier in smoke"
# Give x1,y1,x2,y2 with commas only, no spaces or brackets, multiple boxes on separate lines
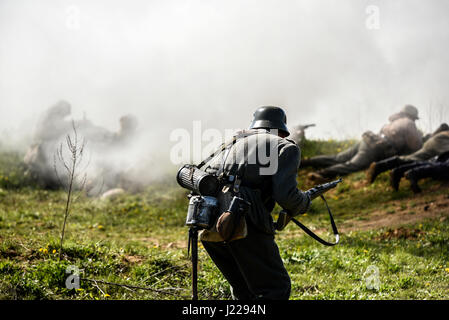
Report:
366,123,449,191
93,114,140,192
289,124,315,146
24,100,139,191
302,105,423,183
24,100,73,188
114,114,138,146
76,113,115,151
33,100,73,142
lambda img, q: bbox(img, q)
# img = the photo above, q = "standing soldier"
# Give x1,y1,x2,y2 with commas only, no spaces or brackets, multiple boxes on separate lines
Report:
303,105,423,182
199,106,311,300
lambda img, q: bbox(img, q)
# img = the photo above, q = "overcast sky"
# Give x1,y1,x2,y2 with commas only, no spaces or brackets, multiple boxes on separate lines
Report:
1,0,448,147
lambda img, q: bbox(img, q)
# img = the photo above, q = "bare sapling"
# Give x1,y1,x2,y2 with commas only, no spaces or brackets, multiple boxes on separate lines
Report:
54,120,89,260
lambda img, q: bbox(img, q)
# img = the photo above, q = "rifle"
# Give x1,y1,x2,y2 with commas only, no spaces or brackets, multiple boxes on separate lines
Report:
275,178,342,246
295,123,316,131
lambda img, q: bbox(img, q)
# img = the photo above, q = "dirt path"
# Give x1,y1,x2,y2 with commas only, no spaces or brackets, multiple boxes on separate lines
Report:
342,193,449,232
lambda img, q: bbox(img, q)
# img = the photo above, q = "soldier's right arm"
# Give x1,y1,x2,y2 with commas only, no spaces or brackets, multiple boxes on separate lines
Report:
271,142,311,216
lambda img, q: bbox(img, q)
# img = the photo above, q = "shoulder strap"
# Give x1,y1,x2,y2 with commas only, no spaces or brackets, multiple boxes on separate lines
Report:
196,130,264,170
196,137,238,170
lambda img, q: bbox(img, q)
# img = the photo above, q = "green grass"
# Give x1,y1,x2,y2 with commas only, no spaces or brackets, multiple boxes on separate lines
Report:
0,141,448,300
300,138,358,159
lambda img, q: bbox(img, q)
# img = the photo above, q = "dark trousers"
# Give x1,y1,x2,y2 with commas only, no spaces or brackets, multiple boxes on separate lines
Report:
201,223,291,300
303,142,360,169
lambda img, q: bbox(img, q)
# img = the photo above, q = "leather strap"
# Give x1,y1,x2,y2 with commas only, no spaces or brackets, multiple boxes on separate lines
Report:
290,195,340,246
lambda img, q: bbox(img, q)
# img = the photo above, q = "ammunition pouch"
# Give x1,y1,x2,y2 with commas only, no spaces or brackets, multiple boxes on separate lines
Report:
199,184,251,242
216,195,251,242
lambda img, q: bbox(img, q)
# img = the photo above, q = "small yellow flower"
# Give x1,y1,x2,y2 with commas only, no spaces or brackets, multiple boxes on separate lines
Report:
98,225,104,229
445,268,449,273
52,249,56,254
159,217,164,221
363,249,368,253
38,248,43,252
42,248,48,254
104,293,110,298
425,282,430,286
303,213,307,216
76,288,84,291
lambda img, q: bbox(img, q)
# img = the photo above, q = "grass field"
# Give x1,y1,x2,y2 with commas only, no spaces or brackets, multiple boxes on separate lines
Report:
0,140,448,300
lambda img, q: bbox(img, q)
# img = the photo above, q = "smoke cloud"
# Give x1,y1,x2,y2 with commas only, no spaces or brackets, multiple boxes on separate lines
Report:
1,0,448,186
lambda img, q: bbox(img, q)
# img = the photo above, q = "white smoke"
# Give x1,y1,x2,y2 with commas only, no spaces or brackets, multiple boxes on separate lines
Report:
1,0,448,180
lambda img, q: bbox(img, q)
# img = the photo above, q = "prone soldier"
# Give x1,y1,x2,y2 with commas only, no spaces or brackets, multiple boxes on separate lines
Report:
366,123,449,191
302,105,423,183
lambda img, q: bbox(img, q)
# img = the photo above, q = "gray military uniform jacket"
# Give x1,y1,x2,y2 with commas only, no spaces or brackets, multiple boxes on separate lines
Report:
201,129,311,237
401,131,449,161
380,113,423,155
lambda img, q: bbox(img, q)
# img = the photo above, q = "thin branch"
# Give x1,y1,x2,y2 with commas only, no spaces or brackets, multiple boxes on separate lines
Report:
91,279,106,296
81,278,186,296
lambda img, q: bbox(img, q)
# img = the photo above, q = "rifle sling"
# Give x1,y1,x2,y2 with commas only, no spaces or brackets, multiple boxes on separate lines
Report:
290,195,340,246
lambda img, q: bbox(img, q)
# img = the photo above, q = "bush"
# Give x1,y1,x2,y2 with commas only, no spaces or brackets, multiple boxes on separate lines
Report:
0,151,36,189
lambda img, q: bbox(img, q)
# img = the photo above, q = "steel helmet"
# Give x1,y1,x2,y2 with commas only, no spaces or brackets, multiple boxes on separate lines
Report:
249,106,290,136
401,105,419,120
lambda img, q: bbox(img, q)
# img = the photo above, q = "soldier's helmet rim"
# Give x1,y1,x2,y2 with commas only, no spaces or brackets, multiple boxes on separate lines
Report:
249,106,290,136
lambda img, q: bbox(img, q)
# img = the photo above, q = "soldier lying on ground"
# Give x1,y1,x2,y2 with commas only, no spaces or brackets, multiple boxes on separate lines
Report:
302,105,423,183
398,153,449,193
366,123,449,185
